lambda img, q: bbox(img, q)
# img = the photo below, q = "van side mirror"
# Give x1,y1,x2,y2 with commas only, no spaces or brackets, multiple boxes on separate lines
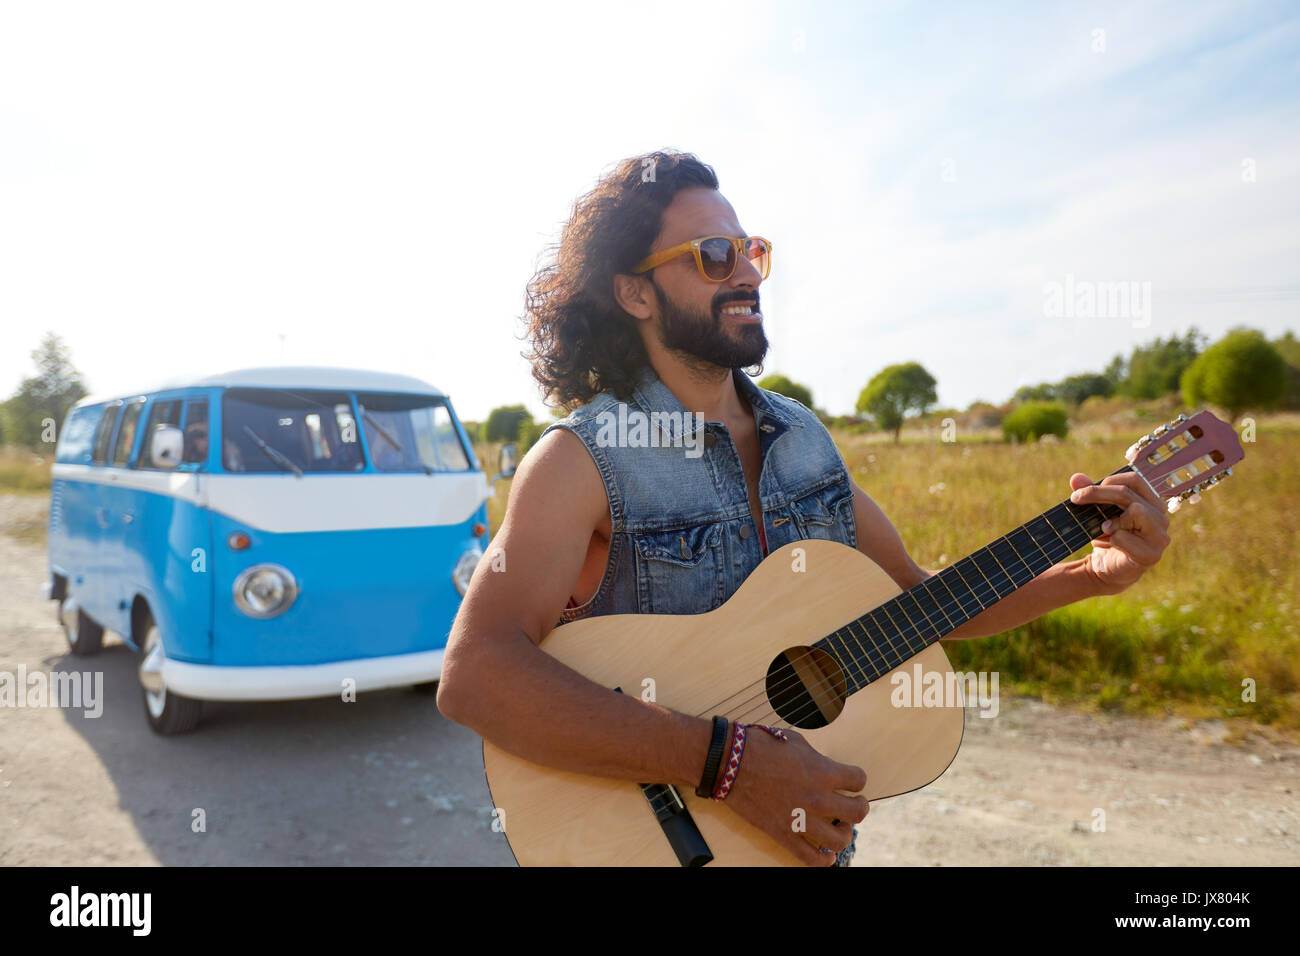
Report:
151,425,184,470
493,443,518,482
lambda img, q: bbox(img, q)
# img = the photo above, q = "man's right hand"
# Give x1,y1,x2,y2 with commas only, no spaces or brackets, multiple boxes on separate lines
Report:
719,728,869,867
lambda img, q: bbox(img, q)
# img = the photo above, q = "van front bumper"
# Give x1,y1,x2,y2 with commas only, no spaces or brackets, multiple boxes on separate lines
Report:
161,649,444,701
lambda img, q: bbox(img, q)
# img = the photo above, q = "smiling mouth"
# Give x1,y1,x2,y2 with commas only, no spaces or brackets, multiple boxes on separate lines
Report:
720,302,760,319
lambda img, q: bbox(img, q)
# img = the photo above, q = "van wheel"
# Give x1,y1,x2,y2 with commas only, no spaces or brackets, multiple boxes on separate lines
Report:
138,618,203,735
60,598,103,656
412,680,439,695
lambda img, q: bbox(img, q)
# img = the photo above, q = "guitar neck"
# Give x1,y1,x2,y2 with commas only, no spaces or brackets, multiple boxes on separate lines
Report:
818,468,1132,693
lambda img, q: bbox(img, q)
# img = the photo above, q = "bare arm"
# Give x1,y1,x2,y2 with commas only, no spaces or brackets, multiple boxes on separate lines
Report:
436,427,711,790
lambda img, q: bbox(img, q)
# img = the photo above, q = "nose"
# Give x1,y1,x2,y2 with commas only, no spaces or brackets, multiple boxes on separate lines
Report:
730,248,763,288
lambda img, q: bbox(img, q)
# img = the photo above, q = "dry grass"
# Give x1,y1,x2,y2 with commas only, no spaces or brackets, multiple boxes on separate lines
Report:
0,446,53,494
844,423,1299,731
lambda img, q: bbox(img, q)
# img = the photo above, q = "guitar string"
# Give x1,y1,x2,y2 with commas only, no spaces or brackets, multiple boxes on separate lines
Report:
689,501,1115,731
644,506,1108,815
713,512,1109,733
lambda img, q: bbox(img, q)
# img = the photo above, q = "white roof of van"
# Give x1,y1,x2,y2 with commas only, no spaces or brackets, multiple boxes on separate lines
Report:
75,366,447,407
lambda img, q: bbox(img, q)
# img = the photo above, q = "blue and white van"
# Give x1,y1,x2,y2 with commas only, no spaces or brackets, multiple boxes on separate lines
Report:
47,367,503,734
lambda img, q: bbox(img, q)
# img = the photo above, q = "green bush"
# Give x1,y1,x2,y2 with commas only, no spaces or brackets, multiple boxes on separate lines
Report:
1181,328,1287,421
1001,402,1068,442
757,374,813,409
483,405,532,443
516,417,544,457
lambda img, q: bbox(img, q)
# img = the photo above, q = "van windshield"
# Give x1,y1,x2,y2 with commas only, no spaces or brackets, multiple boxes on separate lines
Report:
221,389,363,473
356,393,471,472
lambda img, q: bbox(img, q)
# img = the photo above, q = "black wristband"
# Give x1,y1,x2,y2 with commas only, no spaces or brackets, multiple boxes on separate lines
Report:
695,716,730,798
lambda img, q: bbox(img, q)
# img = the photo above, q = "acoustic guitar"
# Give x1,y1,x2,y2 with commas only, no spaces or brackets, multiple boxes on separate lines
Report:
481,411,1245,866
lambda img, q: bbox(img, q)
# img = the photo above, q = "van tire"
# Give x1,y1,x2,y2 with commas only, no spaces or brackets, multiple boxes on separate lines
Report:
61,599,104,656
138,617,203,735
411,680,439,695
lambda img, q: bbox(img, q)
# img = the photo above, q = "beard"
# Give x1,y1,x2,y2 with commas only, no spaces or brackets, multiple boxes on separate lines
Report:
651,279,769,370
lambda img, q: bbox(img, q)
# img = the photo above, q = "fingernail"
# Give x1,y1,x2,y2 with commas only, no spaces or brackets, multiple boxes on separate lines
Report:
1071,490,1082,502
1102,520,1113,533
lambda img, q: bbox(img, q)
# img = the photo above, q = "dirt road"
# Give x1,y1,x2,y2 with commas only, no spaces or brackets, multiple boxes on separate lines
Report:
2,494,1296,866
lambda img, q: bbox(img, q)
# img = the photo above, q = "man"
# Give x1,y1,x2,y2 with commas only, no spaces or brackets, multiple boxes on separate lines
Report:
437,150,1171,866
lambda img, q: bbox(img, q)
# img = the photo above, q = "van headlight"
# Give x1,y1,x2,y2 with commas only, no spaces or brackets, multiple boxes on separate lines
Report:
233,564,299,618
452,548,482,596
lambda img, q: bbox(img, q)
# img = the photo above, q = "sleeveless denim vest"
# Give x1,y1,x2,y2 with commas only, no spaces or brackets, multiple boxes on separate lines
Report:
543,366,857,625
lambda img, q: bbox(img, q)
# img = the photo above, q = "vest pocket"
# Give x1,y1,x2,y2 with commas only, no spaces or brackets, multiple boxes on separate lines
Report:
790,483,855,542
631,522,726,614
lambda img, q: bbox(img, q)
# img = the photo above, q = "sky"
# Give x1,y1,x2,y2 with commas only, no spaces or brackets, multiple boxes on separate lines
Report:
2,0,1298,421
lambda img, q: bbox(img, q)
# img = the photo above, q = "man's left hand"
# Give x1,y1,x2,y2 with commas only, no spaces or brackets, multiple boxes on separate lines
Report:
1067,471,1172,595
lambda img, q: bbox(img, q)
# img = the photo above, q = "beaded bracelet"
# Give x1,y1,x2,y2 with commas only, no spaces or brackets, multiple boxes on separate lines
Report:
711,722,789,801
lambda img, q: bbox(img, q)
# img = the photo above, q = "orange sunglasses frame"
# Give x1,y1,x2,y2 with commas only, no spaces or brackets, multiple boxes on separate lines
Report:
632,235,772,282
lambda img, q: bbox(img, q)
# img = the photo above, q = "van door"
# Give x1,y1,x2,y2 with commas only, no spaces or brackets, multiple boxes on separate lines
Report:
99,397,146,635
80,401,122,624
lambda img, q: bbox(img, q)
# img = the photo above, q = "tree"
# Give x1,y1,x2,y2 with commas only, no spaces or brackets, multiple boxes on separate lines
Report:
1014,382,1057,403
482,404,533,443
1120,329,1205,399
1102,353,1126,388
1181,328,1287,421
1001,402,1069,442
855,362,937,443
1055,373,1113,406
757,373,813,409
1,333,88,448
1273,331,1300,410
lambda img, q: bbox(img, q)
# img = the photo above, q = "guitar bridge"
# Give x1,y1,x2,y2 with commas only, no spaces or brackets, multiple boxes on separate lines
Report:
638,783,713,867
613,687,713,866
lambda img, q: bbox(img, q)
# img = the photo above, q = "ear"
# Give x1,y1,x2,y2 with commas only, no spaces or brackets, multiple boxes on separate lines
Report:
613,273,655,321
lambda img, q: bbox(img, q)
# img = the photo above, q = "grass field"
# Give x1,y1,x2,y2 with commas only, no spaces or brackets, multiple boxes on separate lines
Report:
0,446,53,494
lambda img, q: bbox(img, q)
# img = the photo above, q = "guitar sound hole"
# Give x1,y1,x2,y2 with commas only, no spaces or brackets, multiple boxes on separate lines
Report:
765,646,847,729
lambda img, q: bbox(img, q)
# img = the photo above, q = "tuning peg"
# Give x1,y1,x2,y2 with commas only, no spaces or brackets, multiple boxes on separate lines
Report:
1167,497,1182,514
1125,434,1154,462
1176,414,1187,423
1224,468,1233,477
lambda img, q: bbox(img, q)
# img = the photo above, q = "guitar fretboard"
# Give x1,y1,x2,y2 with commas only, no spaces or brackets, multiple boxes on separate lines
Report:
816,476,1129,693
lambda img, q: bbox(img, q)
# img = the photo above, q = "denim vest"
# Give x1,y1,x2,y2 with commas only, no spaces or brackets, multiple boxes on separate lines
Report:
543,366,857,625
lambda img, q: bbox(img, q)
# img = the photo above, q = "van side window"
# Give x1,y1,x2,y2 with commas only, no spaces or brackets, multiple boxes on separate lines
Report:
182,399,210,465
54,406,100,465
91,403,121,465
137,400,182,470
112,399,146,467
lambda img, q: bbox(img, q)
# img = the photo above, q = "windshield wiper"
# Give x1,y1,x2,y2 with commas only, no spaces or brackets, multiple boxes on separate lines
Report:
242,426,304,478
362,411,433,475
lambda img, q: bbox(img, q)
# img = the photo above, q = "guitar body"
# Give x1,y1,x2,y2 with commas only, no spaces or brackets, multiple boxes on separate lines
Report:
482,539,965,866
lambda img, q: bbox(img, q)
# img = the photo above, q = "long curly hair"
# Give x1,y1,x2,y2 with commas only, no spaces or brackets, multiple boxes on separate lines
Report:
523,150,720,409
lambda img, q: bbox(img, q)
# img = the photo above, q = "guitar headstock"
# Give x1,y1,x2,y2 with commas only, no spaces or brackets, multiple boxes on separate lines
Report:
1124,411,1245,513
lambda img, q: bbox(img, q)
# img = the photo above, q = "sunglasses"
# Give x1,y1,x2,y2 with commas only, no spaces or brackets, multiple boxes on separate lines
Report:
632,235,772,282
